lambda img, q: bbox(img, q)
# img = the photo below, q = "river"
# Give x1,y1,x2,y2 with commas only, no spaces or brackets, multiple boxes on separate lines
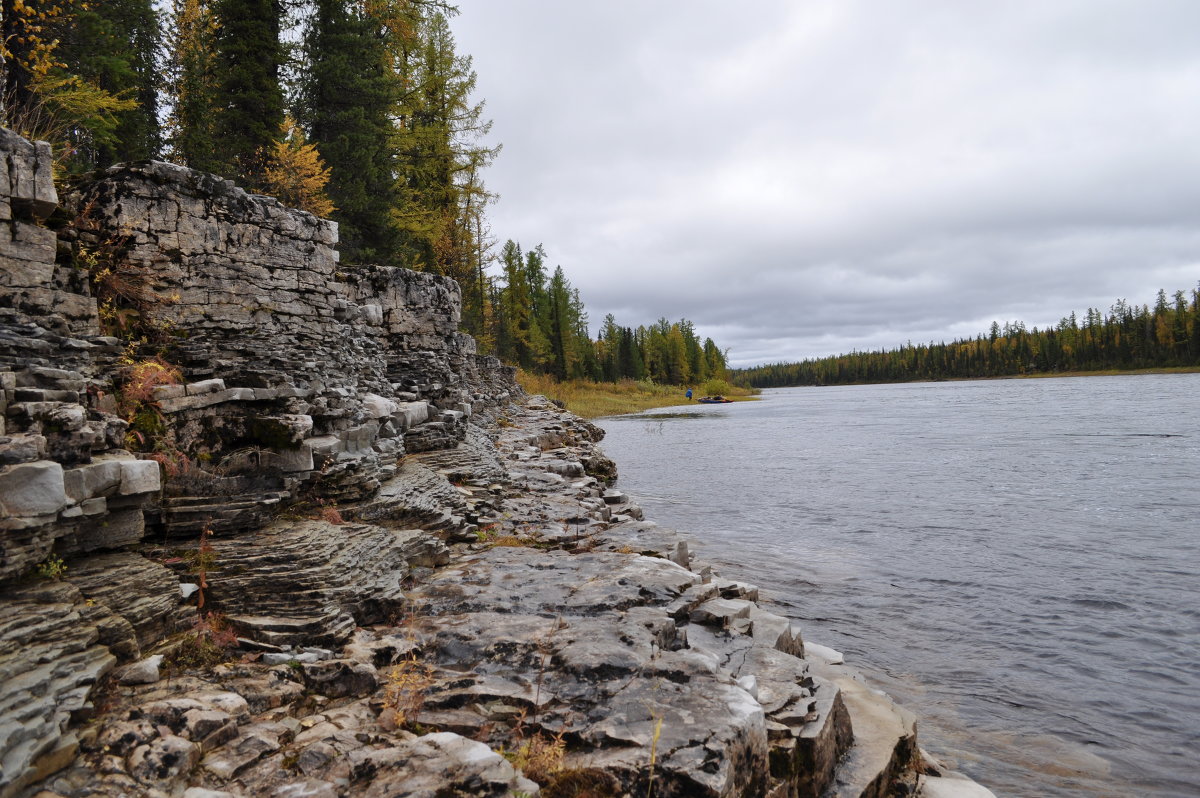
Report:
595,375,1200,798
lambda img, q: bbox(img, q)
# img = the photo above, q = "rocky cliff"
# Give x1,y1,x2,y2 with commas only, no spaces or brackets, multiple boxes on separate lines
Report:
1,129,987,798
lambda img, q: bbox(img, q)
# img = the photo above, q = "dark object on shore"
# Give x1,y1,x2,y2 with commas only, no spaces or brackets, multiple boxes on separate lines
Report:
697,395,733,404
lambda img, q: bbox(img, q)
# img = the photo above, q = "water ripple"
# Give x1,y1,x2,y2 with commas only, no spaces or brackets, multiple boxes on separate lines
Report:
599,374,1200,798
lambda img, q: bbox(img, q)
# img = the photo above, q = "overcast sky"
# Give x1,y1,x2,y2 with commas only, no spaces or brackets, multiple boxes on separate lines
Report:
450,1,1200,367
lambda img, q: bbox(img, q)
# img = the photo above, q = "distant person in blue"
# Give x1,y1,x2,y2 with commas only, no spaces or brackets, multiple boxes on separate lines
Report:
685,388,693,400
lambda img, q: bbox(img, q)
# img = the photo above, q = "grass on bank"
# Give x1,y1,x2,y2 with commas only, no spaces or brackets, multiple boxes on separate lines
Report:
516,371,758,419
1017,365,1200,379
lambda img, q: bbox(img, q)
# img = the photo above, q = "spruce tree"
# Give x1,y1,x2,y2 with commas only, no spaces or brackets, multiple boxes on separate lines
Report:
300,0,400,262
211,0,284,186
57,0,162,168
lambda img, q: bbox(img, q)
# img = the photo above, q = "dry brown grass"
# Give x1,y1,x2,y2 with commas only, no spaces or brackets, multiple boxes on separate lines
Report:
503,716,568,785
515,371,757,419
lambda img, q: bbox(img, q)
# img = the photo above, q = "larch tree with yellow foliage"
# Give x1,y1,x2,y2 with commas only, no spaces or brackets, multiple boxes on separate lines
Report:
260,115,335,218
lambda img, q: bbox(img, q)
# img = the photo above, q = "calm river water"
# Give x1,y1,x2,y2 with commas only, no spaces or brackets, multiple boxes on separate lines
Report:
596,375,1200,798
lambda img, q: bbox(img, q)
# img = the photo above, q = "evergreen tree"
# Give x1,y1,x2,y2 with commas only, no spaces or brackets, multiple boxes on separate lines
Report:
732,283,1200,388
300,0,400,261
598,314,621,381
546,266,573,379
56,0,161,168
211,0,284,186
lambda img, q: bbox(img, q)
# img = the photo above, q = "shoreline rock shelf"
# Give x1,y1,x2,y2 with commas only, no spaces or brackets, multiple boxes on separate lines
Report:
0,128,991,797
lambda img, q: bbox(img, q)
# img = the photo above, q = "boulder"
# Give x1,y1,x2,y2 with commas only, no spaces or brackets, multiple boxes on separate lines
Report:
117,655,164,685
0,460,66,517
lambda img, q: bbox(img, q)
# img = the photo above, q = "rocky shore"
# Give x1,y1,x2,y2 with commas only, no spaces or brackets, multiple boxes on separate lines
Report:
1,127,992,797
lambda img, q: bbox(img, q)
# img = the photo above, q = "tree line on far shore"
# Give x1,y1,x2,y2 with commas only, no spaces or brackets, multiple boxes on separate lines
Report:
490,241,727,386
0,1,732,385
733,286,1200,388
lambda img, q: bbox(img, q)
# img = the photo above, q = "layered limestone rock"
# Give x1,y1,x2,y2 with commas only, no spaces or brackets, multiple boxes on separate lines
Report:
64,160,516,513
0,132,162,574
1,128,967,798
18,396,887,798
1,132,522,798
0,581,118,798
1,132,168,798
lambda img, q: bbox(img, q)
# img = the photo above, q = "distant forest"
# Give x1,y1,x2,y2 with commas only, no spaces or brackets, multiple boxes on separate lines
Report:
493,243,726,385
733,286,1200,388
0,0,727,384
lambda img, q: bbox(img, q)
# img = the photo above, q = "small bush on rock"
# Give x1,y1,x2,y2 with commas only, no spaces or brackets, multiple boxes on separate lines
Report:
33,554,67,580
167,612,238,671
503,724,567,786
383,653,434,729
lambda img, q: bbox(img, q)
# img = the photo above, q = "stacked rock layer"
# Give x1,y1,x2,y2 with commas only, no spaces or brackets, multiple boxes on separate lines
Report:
0,128,972,798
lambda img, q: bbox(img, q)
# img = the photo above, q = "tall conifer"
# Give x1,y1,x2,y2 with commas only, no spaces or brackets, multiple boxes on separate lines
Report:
166,0,221,172
211,0,284,186
57,0,162,168
395,11,497,274
300,0,400,262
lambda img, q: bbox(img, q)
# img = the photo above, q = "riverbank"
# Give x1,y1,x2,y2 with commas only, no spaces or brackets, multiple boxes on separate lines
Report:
15,394,945,797
1017,365,1200,378
1,130,988,797
599,378,1200,797
516,371,758,418
733,364,1200,391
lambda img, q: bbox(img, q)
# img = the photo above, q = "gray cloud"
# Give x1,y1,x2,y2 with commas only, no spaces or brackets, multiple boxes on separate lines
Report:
452,0,1200,366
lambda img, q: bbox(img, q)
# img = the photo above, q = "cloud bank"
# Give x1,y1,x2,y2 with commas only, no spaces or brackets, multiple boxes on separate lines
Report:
452,0,1200,366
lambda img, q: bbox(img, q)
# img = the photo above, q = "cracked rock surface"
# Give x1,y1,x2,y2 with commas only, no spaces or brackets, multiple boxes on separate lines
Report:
0,129,968,798
20,398,866,798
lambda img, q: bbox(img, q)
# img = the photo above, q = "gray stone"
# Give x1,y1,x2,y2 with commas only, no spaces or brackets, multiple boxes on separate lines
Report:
300,660,378,699
188,519,433,646
690,597,755,628
0,432,44,465
185,378,226,396
362,393,397,419
152,384,187,401
392,401,430,431
349,733,539,798
275,444,314,473
272,781,339,798
61,461,117,502
184,789,238,798
118,655,164,685
0,460,66,516
262,652,320,666
127,734,200,787
118,459,161,495
601,488,628,504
